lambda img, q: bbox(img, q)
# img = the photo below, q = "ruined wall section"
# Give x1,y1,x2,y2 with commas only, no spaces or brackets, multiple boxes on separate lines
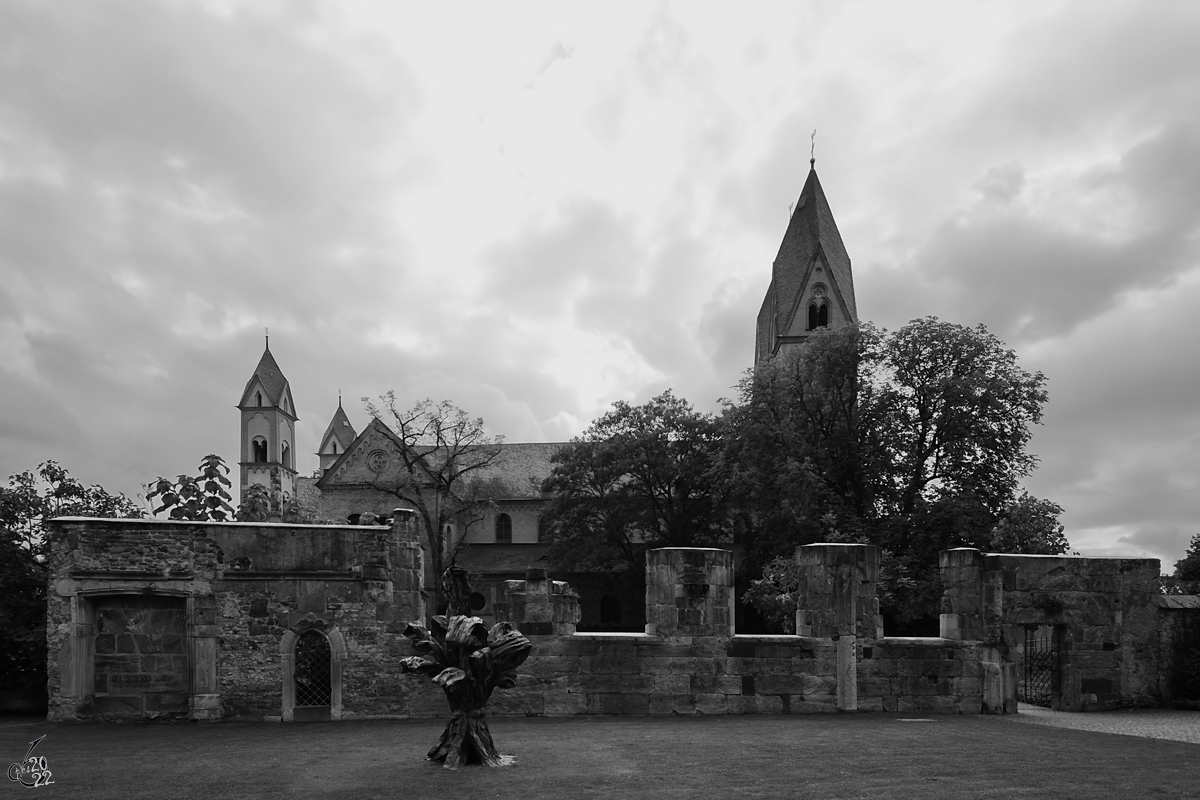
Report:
940,548,1161,711
46,513,427,722
1155,595,1200,703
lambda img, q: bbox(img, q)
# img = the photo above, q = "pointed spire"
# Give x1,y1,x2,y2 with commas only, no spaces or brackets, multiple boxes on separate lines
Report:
318,400,358,457
238,340,293,413
755,160,858,360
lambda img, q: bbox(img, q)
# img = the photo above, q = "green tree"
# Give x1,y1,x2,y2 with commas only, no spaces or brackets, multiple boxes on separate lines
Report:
732,317,1055,633
0,462,142,695
540,390,727,574
1174,533,1200,594
989,492,1069,555
363,394,506,615
723,324,880,576
872,317,1048,517
147,454,234,521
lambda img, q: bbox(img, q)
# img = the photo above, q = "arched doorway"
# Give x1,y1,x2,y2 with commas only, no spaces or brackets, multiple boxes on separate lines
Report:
293,630,332,722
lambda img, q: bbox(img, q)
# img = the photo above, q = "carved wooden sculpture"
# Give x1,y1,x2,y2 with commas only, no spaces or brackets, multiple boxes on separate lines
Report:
399,567,532,768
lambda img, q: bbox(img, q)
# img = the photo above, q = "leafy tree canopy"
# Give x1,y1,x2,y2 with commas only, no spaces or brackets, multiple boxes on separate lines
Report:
1,462,143,688
731,317,1057,633
1174,533,1200,593
147,454,234,522
541,390,727,573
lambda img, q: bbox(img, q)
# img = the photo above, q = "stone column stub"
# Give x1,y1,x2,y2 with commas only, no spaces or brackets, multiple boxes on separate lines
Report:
793,543,882,641
644,548,735,638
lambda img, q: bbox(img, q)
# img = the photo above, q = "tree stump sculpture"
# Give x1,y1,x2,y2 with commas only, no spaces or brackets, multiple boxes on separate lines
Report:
399,567,532,768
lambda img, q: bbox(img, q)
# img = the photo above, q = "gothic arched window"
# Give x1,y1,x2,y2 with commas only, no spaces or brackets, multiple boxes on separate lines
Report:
281,442,291,469
256,391,263,407
494,513,512,543
536,516,549,542
807,301,829,330
252,437,267,463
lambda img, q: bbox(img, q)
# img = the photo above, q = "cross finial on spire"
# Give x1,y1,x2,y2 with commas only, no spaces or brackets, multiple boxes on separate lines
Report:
265,326,269,350
338,389,342,409
810,129,816,168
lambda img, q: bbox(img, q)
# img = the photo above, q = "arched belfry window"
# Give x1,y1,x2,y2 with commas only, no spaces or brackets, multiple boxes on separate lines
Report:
807,302,829,330
256,391,263,407
495,513,512,543
806,284,829,331
281,441,291,469
252,436,267,463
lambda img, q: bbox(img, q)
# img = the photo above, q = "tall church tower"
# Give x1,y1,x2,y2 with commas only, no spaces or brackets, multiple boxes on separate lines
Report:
237,339,298,506
755,161,858,361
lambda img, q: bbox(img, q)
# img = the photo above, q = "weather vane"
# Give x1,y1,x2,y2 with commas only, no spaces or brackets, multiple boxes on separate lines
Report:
810,129,816,167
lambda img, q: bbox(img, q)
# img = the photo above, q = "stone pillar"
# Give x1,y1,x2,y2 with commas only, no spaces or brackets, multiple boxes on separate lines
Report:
501,569,580,635
644,548,734,638
794,543,881,712
939,548,984,641
390,509,425,623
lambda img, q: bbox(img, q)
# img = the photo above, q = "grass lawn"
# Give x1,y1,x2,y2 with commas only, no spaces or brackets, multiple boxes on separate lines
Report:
2,712,1195,799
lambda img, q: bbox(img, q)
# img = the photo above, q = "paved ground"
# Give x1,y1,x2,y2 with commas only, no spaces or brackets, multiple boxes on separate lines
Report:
1006,703,1200,744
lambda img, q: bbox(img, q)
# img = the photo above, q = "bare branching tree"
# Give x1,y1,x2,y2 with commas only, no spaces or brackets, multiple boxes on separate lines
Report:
363,394,505,614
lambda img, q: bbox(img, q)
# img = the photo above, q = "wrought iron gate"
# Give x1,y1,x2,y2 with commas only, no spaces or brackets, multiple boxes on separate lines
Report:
294,630,332,721
1019,625,1059,707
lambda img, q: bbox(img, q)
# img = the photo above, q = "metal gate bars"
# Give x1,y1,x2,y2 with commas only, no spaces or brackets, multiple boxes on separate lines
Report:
294,630,332,718
1019,625,1059,707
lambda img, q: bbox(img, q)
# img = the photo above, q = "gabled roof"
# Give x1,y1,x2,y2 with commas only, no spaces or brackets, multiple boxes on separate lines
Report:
238,346,292,410
319,401,358,453
770,166,856,337
316,417,564,500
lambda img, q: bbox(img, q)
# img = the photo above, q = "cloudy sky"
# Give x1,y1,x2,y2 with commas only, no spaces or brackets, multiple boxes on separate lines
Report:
2,1,1198,568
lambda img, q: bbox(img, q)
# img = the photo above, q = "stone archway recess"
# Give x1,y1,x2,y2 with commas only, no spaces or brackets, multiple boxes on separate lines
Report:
280,625,347,721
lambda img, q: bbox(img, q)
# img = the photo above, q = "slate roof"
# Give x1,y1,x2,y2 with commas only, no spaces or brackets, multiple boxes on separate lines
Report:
239,346,291,408
767,165,856,342
316,417,565,501
319,401,358,453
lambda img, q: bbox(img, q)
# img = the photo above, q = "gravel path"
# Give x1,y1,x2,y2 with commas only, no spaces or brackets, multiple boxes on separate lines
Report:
1005,703,1200,744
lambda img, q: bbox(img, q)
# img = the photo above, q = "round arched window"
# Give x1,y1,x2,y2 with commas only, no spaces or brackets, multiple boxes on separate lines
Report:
494,513,512,543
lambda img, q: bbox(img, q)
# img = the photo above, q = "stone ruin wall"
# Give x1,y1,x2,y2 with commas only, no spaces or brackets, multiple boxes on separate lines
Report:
46,514,1181,722
940,548,1161,711
45,514,434,722
490,546,990,717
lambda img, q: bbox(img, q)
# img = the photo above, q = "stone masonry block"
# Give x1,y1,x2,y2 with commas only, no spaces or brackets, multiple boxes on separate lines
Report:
654,674,692,694
694,693,726,714
542,692,588,716
790,694,837,714
589,693,649,715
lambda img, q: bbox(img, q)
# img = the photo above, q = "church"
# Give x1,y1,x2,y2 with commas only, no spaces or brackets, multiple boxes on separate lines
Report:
232,160,857,633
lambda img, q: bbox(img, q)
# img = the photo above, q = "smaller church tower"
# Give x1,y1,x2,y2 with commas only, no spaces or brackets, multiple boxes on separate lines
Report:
237,339,298,507
316,398,357,477
755,159,858,361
